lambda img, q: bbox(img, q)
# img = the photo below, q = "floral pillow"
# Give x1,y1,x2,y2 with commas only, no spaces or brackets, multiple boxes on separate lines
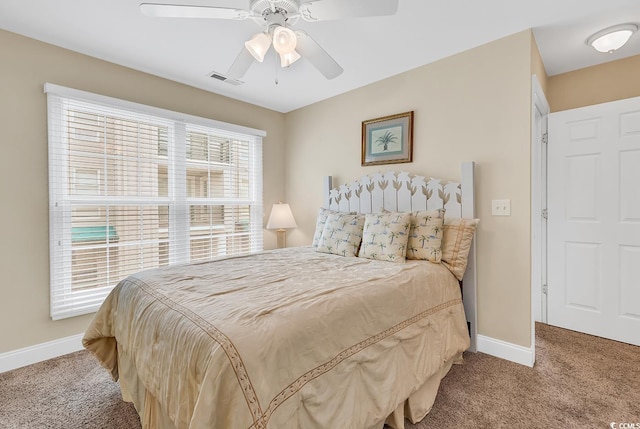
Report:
359,212,411,263
316,212,365,257
406,209,446,262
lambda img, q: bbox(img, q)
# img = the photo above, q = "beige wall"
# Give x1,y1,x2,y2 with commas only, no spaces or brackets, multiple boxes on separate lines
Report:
4,21,635,357
0,29,286,353
547,54,640,112
531,33,548,94
1,27,549,354
285,30,536,347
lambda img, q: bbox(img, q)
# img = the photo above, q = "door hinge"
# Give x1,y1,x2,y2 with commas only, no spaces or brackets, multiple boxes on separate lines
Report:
542,208,548,220
542,284,548,295
541,132,548,144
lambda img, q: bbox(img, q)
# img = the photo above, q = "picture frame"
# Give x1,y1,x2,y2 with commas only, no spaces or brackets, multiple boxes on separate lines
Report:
361,111,414,166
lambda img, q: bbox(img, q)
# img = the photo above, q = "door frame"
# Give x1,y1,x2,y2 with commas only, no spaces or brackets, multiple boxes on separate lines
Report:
531,75,549,361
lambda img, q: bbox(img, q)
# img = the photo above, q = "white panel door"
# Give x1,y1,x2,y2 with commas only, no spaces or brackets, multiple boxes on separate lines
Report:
548,96,640,346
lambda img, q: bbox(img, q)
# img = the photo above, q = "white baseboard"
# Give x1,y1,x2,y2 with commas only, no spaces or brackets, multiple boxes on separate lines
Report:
0,333,85,374
1,332,534,373
477,334,535,367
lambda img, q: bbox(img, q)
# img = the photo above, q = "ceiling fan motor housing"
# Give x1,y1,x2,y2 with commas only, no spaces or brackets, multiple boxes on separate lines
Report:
250,0,300,16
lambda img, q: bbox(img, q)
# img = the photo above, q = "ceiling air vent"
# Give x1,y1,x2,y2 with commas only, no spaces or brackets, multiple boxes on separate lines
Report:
209,71,244,86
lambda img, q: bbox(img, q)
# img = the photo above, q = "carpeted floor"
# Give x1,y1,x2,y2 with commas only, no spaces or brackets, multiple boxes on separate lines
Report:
0,349,140,429
411,323,639,428
1,323,638,428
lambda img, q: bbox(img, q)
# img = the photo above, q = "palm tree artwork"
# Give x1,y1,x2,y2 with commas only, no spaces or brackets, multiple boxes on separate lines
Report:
376,130,398,151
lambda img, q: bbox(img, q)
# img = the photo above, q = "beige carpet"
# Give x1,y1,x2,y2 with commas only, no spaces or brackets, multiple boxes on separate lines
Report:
0,323,638,428
411,323,639,428
0,349,140,429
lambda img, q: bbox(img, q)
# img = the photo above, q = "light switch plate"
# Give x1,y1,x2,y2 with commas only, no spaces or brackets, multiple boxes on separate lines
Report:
492,199,511,216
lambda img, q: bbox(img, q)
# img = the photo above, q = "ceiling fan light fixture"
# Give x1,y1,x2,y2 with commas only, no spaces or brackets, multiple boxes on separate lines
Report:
245,32,272,62
586,24,638,53
280,50,301,67
272,26,297,55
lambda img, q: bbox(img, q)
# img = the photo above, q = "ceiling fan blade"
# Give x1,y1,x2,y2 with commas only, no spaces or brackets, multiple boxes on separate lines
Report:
295,30,343,80
299,0,398,22
226,46,255,80
140,3,250,20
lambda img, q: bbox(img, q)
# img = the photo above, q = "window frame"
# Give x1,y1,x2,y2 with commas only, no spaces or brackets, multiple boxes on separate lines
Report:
45,83,265,320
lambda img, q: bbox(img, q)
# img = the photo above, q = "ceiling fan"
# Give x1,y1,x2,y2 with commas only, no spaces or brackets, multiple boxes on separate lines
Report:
140,0,399,81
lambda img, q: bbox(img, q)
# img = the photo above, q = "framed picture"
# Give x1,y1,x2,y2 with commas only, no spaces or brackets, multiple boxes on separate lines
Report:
362,111,413,166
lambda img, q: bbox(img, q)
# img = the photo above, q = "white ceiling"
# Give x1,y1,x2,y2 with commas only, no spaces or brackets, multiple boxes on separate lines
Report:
1,0,639,113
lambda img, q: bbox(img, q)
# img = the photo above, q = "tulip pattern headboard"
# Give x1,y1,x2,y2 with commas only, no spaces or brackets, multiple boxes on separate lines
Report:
322,162,477,352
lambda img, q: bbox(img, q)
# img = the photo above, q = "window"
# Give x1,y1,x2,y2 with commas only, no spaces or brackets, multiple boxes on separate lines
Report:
46,84,264,320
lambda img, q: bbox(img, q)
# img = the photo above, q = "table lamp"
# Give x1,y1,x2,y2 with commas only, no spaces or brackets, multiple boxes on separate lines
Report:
266,202,297,248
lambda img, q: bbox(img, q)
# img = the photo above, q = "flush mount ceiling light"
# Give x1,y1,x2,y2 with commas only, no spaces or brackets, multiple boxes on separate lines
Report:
586,24,638,53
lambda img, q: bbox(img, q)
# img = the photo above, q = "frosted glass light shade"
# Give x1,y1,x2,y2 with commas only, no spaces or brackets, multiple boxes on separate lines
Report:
245,32,271,62
266,203,297,230
280,50,301,67
587,24,637,53
272,26,297,55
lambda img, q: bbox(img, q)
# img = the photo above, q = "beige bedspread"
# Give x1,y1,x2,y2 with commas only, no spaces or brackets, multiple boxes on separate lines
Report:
83,246,469,429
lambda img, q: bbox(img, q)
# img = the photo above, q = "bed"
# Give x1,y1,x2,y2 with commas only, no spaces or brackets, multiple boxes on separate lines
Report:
83,163,478,429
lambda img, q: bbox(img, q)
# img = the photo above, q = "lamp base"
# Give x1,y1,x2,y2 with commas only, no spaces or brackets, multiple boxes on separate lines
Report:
276,229,287,248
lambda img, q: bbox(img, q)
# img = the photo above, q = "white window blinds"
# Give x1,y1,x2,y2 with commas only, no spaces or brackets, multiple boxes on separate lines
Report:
45,84,264,320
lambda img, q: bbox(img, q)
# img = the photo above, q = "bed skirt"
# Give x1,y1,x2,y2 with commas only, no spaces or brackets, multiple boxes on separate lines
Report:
115,346,463,429
384,353,462,428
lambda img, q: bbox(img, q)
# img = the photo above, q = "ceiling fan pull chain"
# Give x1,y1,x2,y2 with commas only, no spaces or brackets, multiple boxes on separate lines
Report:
275,56,279,85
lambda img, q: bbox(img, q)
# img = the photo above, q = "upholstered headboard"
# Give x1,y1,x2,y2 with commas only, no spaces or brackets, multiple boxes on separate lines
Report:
322,162,477,352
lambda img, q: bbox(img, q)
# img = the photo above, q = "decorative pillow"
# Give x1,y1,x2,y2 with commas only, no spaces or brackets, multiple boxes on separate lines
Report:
311,208,351,247
359,212,411,263
406,209,446,262
441,218,480,281
316,213,365,257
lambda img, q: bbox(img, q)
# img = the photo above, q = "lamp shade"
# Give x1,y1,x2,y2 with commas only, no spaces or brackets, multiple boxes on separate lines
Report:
272,26,297,55
280,50,301,67
587,24,638,53
266,203,297,230
245,32,272,62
